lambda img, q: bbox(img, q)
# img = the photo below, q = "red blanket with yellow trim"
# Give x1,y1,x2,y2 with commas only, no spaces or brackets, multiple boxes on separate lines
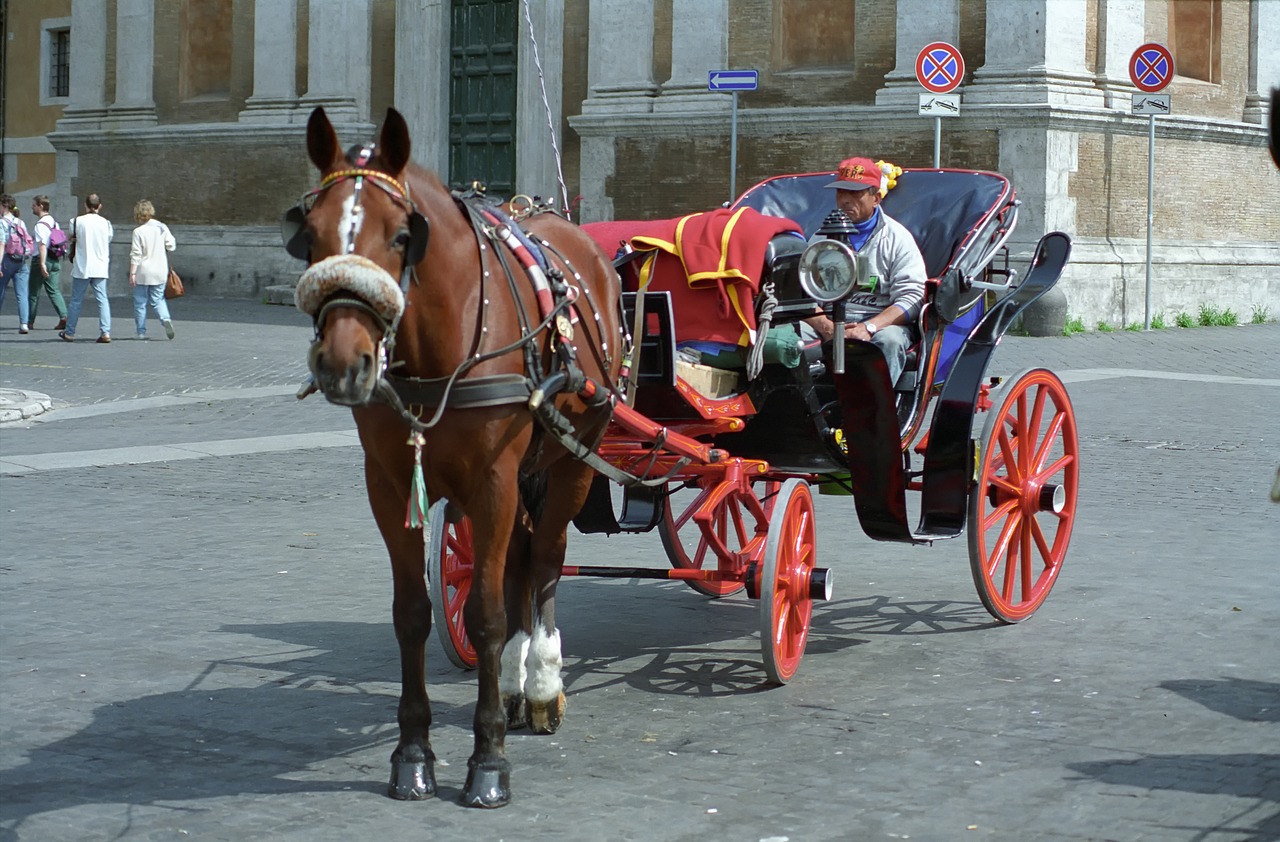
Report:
583,208,802,346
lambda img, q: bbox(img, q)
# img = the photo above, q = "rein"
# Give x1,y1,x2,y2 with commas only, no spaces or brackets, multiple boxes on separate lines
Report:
299,163,680,500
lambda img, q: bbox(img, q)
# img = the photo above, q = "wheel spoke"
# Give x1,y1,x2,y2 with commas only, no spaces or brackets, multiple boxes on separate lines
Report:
729,496,750,547
1017,517,1038,600
981,495,1019,532
1031,407,1066,474
1032,452,1075,487
1031,514,1058,565
987,508,1022,578
996,422,1021,485
672,485,712,531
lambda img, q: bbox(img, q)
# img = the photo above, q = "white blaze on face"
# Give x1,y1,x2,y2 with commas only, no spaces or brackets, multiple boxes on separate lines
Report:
339,194,363,250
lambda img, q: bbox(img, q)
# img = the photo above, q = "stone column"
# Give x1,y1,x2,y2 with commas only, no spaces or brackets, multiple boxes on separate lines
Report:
58,0,110,129
999,127,1078,243
1244,0,1280,124
394,0,451,174
300,0,373,125
240,0,301,123
1094,0,1145,110
108,0,158,127
580,0,657,115
655,0,729,113
966,0,1101,107
516,0,568,201
875,0,961,106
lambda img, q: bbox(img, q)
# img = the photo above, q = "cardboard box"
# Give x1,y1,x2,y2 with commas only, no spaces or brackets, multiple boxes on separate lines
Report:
676,360,741,399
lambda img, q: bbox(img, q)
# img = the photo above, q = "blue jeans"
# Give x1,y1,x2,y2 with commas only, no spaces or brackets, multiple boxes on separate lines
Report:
1,256,31,327
65,276,112,338
869,324,914,387
133,283,171,335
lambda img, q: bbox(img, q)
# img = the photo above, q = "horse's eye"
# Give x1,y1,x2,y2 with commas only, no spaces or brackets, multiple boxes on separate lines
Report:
393,230,411,249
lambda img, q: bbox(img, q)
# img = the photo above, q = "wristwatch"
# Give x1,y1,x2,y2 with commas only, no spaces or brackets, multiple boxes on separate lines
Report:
863,321,878,335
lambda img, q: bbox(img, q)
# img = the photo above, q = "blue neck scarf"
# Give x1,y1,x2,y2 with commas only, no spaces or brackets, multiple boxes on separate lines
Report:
846,207,881,251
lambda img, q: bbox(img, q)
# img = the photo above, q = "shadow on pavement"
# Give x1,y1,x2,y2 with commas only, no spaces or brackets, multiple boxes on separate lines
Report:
1067,677,1280,842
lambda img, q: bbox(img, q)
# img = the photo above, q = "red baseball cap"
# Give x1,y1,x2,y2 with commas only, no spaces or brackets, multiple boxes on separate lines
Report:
825,157,882,191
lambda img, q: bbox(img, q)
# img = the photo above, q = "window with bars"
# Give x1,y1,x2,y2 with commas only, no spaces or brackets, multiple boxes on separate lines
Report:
49,28,71,98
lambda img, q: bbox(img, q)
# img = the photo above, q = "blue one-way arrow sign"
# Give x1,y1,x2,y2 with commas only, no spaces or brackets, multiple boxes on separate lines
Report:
708,69,758,91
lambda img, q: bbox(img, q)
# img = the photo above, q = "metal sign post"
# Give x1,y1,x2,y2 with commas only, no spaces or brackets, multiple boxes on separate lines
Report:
1130,43,1175,330
709,70,759,202
915,43,965,168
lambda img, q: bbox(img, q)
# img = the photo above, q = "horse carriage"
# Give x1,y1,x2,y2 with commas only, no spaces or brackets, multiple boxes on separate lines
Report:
287,107,1077,806
426,165,1078,683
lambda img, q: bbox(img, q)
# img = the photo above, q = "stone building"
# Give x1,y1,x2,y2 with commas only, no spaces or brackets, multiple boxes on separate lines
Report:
2,0,1277,326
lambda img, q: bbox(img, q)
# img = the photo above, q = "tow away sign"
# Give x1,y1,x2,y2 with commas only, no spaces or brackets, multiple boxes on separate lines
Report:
1132,94,1171,115
919,94,960,116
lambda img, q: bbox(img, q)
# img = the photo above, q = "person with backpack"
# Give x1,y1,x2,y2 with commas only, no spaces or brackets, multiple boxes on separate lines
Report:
0,193,36,334
28,195,69,331
61,192,114,343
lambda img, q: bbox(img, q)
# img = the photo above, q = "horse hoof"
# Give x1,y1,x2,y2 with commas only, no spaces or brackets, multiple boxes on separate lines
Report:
388,760,436,800
529,692,566,735
504,693,530,730
461,763,510,808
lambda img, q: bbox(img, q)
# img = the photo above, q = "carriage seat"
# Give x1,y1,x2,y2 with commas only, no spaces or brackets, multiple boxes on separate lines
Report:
582,209,804,363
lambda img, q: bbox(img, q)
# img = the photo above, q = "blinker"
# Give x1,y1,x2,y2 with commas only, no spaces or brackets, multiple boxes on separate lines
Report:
282,205,310,260
406,212,431,266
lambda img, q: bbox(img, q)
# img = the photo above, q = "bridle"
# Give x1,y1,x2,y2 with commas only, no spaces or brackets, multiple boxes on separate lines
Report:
282,145,431,348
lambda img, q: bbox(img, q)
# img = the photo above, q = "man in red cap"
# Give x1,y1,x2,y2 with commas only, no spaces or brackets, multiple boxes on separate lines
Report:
805,156,926,386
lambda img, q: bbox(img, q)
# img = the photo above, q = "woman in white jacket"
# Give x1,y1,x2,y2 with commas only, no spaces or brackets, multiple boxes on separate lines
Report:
129,199,178,340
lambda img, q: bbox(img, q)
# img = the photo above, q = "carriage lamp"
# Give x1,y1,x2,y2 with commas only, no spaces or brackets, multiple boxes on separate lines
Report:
798,239,869,374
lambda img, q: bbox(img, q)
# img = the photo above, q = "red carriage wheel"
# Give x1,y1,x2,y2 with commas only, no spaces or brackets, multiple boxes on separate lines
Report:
427,499,478,669
968,368,1079,623
659,478,779,598
758,479,824,684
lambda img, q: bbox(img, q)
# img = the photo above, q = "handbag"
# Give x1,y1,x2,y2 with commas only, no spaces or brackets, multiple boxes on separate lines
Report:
165,267,185,299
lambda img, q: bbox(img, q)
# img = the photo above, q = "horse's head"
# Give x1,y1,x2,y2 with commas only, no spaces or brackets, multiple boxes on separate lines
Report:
286,107,431,406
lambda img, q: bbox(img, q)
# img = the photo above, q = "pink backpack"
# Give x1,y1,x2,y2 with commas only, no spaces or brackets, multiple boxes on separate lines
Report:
4,218,35,260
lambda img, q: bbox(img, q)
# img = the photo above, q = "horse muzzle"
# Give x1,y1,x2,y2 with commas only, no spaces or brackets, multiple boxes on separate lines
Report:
308,334,385,407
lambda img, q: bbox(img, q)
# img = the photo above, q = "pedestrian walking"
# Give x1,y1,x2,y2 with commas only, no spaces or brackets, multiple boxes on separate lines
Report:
61,193,114,343
28,195,69,331
128,200,177,340
1,194,35,334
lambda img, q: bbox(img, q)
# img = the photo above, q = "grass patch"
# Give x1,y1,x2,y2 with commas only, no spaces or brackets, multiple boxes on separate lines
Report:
1096,321,1115,333
1125,321,1143,331
1151,312,1166,330
1175,311,1195,328
1063,314,1086,336
1197,303,1220,326
1216,308,1239,327
1252,304,1272,324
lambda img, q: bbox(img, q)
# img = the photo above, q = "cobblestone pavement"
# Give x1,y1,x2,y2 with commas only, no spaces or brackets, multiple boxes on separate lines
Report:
1,298,1278,841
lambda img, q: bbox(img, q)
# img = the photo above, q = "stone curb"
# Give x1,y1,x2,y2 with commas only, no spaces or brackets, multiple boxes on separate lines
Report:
0,389,54,424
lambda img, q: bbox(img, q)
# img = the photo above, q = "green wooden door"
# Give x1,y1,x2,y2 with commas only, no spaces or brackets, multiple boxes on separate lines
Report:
449,0,518,196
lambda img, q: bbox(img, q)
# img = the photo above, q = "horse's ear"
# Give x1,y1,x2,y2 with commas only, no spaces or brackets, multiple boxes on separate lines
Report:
379,108,412,175
306,107,342,171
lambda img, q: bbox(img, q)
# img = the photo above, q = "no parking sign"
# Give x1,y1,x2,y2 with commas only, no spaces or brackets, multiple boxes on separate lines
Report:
1129,43,1174,92
1129,43,1175,331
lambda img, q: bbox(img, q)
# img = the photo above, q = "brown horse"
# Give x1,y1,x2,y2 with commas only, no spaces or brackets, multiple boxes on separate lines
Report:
287,107,623,807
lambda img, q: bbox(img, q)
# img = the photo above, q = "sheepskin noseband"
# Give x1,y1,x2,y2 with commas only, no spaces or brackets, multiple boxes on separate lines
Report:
295,254,406,324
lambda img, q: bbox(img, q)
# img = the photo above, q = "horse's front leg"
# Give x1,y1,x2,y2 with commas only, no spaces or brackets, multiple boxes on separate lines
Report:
364,459,435,800
461,477,521,808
